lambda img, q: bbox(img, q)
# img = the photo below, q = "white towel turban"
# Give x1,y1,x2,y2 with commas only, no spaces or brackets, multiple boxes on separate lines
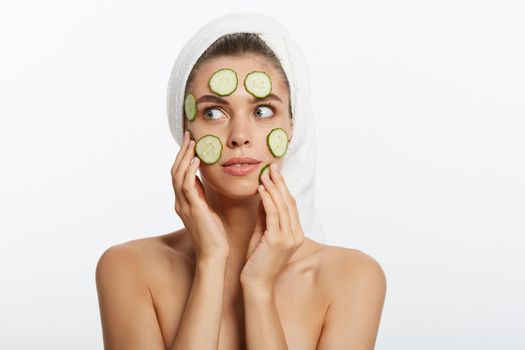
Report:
166,11,325,243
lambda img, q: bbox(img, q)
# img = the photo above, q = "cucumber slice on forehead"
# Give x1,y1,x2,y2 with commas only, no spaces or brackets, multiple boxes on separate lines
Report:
195,134,223,165
208,68,238,96
259,164,271,185
184,93,196,121
244,71,272,98
266,128,289,158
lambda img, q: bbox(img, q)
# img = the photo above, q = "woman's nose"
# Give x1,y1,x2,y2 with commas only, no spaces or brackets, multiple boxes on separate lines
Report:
227,131,250,147
226,117,252,148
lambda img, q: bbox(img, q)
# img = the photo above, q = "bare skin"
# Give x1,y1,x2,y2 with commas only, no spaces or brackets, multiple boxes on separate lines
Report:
96,230,385,349
96,53,387,349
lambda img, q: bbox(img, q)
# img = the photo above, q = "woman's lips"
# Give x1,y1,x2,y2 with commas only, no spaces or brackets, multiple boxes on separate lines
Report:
222,163,260,176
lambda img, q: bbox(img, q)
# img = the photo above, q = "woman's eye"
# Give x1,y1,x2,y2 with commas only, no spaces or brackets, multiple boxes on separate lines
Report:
255,105,274,118
203,108,224,120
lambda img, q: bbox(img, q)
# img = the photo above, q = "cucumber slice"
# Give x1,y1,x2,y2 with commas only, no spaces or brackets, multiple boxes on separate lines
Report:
266,128,289,158
208,68,238,96
195,134,223,165
244,71,272,98
184,93,196,121
259,164,270,185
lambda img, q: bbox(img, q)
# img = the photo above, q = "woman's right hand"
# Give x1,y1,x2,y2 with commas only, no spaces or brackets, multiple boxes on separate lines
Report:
171,130,230,261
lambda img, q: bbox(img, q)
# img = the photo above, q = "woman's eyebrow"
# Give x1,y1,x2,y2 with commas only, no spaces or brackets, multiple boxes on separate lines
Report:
195,93,283,106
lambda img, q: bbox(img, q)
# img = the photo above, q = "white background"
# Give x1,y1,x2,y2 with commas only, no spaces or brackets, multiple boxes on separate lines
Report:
1,1,524,349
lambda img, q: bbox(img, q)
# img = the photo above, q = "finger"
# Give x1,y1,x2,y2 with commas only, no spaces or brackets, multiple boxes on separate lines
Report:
253,200,266,233
193,169,207,201
245,229,263,262
171,131,190,191
182,155,202,205
269,163,302,241
247,205,265,257
175,138,196,202
171,131,191,209
269,164,296,230
172,130,190,175
258,184,279,235
261,171,292,238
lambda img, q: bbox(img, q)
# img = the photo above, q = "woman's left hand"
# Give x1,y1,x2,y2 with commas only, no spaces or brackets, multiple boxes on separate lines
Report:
240,162,305,290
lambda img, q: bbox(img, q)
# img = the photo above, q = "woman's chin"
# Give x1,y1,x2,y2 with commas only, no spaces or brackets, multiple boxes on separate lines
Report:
221,182,260,199
201,171,260,199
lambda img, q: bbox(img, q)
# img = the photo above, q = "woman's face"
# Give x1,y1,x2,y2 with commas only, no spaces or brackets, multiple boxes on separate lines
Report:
185,53,293,198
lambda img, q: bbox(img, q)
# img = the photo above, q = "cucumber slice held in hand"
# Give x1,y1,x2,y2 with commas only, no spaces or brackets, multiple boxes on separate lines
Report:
266,127,289,158
184,93,197,121
259,164,270,185
195,134,223,165
244,71,272,98
208,68,238,96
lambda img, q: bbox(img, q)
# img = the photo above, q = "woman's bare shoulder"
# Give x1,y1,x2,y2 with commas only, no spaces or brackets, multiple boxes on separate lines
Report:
96,230,191,278
95,233,188,349
321,244,384,266
317,244,387,294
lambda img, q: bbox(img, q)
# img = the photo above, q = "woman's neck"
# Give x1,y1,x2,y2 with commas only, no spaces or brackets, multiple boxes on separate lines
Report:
203,180,262,272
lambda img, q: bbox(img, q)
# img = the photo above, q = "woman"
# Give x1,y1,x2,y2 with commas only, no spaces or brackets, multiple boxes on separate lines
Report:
96,12,386,350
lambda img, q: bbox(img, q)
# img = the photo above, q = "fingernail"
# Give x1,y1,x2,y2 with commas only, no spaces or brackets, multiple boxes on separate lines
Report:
191,156,199,164
271,163,279,171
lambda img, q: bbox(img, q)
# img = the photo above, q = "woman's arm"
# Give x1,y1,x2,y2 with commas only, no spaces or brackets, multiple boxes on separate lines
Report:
316,250,387,350
96,244,166,350
96,244,228,350
170,256,228,350
242,282,288,350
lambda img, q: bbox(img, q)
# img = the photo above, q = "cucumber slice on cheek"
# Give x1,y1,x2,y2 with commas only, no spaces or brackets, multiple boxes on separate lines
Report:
266,127,289,157
208,68,238,96
195,134,223,165
259,128,290,185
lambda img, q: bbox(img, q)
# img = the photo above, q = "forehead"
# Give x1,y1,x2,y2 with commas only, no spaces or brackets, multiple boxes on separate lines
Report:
190,54,288,96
